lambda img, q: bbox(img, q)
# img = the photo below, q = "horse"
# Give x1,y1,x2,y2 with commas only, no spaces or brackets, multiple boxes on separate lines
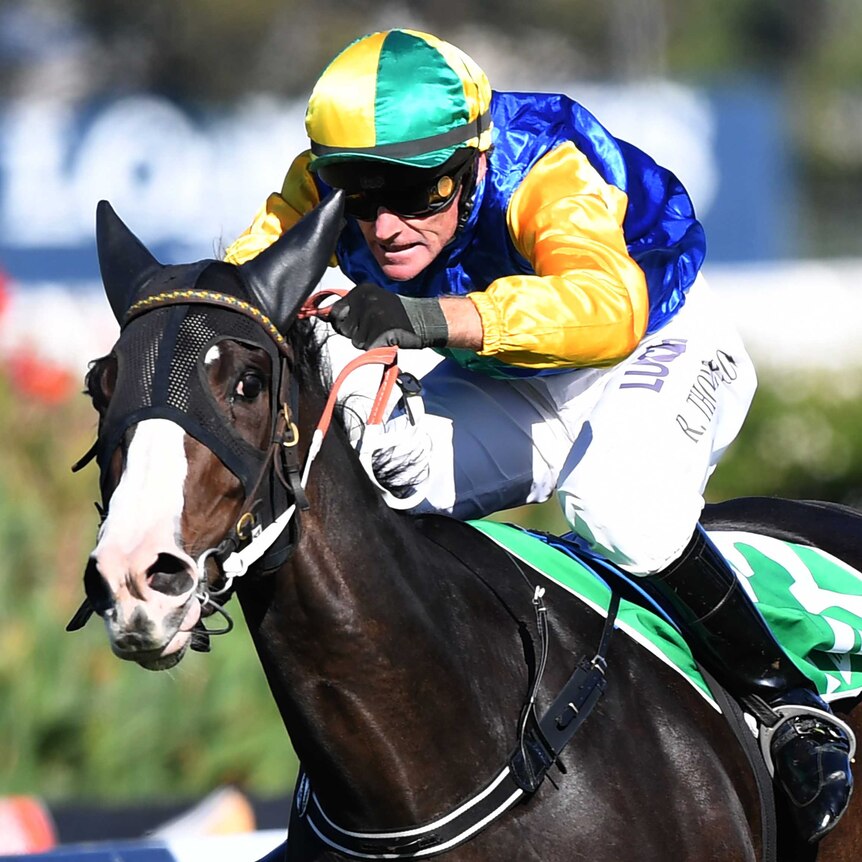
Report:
68,190,862,861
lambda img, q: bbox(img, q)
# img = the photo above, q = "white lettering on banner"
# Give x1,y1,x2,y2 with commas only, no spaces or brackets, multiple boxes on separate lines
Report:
0,88,716,257
73,97,207,242
0,95,307,252
2,101,79,245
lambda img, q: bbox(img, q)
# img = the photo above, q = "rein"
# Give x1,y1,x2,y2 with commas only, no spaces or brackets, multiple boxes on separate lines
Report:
197,288,424,611
199,344,402,589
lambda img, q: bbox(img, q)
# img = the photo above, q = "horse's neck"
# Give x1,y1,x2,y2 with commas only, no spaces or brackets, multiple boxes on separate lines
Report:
240,419,524,828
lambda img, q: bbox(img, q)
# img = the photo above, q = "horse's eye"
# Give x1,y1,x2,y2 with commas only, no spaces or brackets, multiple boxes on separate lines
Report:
234,372,264,401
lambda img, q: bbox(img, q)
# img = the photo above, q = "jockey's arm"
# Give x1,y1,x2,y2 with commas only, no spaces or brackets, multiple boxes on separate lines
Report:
466,141,650,369
439,296,483,350
223,144,650,368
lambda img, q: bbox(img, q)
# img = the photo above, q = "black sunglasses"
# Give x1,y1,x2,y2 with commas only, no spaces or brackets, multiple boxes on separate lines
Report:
319,153,476,222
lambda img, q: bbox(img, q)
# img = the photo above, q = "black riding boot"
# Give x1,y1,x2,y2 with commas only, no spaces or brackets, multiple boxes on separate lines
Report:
646,525,854,844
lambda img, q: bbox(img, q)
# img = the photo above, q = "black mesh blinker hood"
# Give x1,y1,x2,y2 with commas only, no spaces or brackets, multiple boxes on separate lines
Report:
97,298,282,504
91,256,300,575
75,192,346,585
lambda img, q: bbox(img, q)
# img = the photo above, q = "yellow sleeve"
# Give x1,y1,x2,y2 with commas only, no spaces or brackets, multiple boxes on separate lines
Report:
468,141,649,368
224,151,323,265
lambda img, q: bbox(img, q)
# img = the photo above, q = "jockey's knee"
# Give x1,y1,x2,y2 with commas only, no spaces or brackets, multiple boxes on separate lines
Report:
558,486,701,575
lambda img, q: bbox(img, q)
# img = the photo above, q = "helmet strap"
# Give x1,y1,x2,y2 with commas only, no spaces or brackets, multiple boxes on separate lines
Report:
455,150,484,233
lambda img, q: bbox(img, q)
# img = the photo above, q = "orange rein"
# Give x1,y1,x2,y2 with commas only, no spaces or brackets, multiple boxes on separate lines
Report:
298,288,402,437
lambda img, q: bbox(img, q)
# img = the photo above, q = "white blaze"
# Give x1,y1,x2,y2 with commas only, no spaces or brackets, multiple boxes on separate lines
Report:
95,418,188,554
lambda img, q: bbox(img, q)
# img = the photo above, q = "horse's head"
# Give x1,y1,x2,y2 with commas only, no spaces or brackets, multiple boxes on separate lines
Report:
73,193,344,670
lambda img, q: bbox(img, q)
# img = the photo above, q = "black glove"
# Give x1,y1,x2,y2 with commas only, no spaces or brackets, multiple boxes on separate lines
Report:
329,282,449,350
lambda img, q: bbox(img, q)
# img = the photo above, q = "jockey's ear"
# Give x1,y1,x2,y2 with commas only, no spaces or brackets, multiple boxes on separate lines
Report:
95,200,163,324
239,190,345,333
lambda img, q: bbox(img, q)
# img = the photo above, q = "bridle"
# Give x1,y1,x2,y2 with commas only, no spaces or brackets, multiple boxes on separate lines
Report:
76,286,424,633
193,288,426,602
67,278,422,644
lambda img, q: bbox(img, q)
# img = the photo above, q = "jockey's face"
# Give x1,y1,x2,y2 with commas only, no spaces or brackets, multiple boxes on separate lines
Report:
355,193,461,281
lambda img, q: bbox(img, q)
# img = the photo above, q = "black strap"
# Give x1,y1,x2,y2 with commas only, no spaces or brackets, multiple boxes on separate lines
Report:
311,112,491,161
510,591,619,792
71,438,99,473
274,374,309,513
698,665,778,862
294,590,619,858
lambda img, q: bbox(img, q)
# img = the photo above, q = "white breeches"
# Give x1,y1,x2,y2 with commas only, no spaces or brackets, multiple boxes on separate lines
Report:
341,276,757,575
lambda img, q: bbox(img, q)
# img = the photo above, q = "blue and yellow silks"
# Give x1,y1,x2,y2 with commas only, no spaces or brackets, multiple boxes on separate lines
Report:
226,90,705,377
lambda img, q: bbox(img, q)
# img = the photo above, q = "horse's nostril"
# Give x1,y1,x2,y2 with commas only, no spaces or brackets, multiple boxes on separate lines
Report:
147,553,195,596
84,557,114,614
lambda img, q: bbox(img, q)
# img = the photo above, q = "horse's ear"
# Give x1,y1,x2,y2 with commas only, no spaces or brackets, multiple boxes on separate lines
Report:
96,200,163,323
240,190,345,332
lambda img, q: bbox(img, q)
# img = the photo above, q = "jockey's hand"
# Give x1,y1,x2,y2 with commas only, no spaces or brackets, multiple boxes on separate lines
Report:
329,282,449,351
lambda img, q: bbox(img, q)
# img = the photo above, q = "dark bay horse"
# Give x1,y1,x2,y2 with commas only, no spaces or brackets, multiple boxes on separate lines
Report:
70,192,862,861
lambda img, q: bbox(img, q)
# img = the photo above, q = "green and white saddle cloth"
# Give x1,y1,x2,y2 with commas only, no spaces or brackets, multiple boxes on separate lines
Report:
472,521,862,709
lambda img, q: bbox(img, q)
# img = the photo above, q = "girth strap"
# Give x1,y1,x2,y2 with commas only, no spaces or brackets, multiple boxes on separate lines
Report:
293,767,523,858
293,591,619,859
699,667,778,862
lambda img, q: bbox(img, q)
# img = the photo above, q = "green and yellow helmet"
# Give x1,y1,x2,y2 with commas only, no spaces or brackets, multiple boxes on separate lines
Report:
305,29,493,172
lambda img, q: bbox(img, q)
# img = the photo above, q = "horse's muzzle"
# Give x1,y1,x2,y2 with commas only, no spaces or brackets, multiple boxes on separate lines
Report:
82,546,202,669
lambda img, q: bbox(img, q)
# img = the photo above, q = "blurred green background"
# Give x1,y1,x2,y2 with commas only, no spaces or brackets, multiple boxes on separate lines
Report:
2,0,862,812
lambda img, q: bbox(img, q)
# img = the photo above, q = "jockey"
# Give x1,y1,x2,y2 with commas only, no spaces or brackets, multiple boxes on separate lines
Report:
226,28,853,842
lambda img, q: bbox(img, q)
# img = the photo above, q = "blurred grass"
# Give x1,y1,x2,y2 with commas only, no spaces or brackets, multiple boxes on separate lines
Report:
5,363,862,803
707,367,862,506
0,371,295,803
